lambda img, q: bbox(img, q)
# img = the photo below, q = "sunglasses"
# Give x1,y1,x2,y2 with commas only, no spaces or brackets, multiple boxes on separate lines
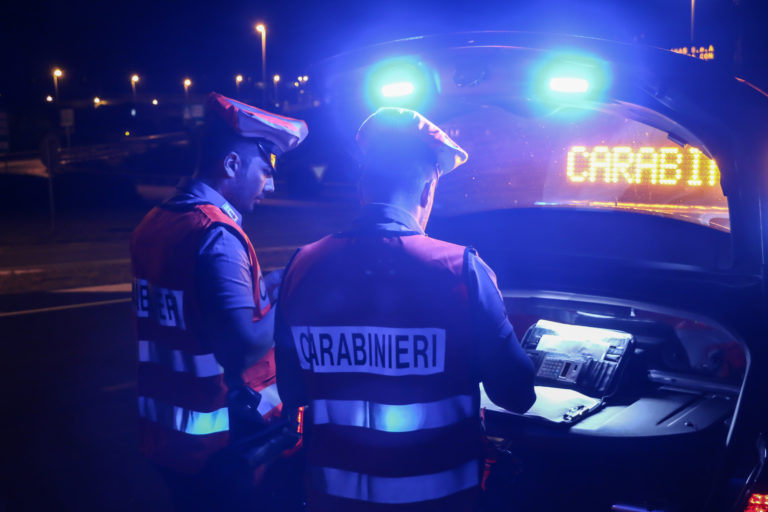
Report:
256,140,278,176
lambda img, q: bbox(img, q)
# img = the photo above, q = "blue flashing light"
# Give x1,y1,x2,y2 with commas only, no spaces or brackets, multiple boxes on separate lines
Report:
528,50,612,120
364,56,437,111
381,81,415,97
548,77,589,94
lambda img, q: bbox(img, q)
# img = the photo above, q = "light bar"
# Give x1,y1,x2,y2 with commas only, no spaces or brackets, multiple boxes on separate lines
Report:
549,77,589,93
366,56,433,110
381,81,415,98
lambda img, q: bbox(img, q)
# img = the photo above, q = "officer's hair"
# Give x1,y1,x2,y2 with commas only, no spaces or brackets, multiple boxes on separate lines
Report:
359,142,438,204
198,114,259,175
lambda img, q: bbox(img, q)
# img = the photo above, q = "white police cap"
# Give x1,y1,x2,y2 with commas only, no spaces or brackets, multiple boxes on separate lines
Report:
206,92,308,154
356,107,468,175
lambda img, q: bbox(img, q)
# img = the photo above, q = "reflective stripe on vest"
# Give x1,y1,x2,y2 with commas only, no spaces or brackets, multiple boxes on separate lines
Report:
138,340,224,378
138,396,229,435
256,382,281,416
312,394,473,433
314,459,480,504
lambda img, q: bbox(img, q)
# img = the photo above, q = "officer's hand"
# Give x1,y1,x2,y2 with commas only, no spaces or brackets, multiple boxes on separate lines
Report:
264,268,284,303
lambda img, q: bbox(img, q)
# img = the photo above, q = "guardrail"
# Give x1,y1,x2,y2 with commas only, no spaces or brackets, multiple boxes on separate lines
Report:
0,131,193,232
1,131,191,171
58,131,190,167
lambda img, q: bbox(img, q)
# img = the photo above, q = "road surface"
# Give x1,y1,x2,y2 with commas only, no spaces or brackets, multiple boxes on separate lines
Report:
0,187,358,511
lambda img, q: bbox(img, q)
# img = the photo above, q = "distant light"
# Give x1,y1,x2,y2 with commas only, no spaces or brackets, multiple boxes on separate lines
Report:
53,68,62,78
93,97,101,105
273,74,280,83
124,131,130,136
130,108,136,117
381,81,415,97
183,78,192,87
131,74,140,83
46,95,53,102
255,23,265,34
670,45,715,61
303,75,309,82
294,81,299,87
152,99,158,105
549,77,589,93
235,74,243,83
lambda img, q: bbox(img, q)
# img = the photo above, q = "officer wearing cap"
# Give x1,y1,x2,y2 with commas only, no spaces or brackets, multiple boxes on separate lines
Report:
130,93,307,511
274,107,536,511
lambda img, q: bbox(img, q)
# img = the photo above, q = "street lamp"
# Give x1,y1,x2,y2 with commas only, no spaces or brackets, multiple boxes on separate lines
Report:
152,99,159,106
235,74,243,93
690,0,696,43
131,74,140,103
255,23,266,100
94,97,101,106
183,78,192,101
46,95,53,103
52,68,63,101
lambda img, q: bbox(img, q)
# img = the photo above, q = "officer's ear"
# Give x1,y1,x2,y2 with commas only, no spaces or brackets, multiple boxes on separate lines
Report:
222,151,240,179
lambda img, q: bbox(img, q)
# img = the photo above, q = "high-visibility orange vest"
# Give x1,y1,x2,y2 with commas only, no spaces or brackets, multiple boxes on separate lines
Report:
279,231,483,511
131,203,281,473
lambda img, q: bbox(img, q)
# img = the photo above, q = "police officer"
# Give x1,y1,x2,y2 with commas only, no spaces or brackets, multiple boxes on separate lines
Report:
274,107,536,511
130,92,307,511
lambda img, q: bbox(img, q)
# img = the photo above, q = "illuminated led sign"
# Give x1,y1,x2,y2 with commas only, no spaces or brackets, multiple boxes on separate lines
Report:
566,146,720,187
670,45,714,61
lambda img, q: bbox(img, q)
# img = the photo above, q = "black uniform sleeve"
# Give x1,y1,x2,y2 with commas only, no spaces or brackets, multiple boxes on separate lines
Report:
466,249,536,413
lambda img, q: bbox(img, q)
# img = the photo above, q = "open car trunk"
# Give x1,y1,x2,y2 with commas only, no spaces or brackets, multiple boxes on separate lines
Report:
430,209,752,511
319,32,768,511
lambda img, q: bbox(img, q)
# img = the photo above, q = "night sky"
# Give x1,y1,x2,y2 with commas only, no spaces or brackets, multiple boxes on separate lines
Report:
2,0,766,105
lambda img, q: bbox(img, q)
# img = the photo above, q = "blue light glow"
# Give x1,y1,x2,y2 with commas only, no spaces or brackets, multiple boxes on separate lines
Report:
549,77,589,93
364,56,437,111
381,405,422,432
528,50,612,120
381,81,415,97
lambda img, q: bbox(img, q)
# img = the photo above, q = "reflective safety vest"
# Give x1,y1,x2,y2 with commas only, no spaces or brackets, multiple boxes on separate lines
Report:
130,202,281,473
279,231,483,511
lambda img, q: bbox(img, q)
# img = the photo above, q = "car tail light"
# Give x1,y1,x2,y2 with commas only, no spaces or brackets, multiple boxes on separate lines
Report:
746,493,768,512
296,406,304,434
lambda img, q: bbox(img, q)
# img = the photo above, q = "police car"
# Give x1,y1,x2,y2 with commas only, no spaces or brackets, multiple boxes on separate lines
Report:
318,32,768,511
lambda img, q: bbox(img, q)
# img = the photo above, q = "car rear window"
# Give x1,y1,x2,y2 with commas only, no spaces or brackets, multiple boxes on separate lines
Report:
434,106,729,232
